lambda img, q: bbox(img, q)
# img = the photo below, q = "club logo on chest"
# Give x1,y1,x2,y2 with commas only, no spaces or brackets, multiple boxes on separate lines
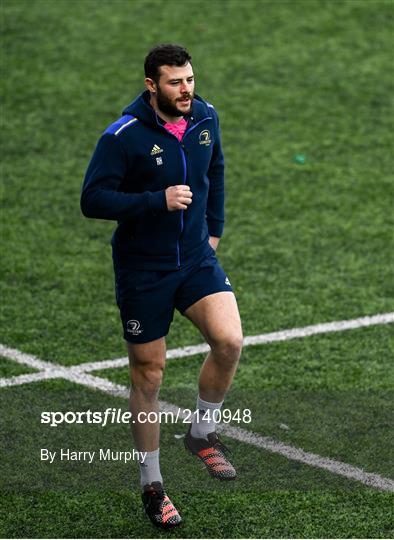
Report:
199,130,212,146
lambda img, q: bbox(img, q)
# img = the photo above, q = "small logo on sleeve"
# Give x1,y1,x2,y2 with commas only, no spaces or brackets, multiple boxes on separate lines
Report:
126,320,143,335
225,277,231,286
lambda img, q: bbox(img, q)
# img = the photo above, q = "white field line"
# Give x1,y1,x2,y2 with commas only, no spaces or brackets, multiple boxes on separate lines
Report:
0,345,57,370
2,360,393,492
55,311,394,374
0,312,393,384
5,365,394,492
0,371,63,387
0,312,394,492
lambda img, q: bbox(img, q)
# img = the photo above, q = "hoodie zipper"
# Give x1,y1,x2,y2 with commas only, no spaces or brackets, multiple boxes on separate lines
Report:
155,113,211,269
177,144,187,268
176,118,210,268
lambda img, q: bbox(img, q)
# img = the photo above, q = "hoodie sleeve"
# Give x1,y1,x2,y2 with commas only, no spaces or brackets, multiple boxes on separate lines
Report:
206,108,225,237
80,133,167,221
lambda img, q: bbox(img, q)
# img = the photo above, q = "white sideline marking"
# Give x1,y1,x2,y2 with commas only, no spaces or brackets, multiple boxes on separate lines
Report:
3,364,392,491
0,312,393,384
218,424,394,492
55,312,394,374
0,345,57,370
243,312,394,346
0,371,62,387
1,313,394,492
8,367,394,492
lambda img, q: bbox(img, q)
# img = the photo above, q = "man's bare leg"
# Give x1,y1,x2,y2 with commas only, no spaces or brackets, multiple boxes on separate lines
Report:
183,291,242,478
128,337,182,525
127,337,166,486
184,291,243,403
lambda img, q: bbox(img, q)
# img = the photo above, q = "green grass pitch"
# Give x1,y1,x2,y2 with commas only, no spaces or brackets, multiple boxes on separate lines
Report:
1,0,393,537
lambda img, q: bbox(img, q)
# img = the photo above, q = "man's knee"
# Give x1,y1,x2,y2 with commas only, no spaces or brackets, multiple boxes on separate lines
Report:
131,363,164,398
131,363,164,391
127,339,166,398
211,332,243,364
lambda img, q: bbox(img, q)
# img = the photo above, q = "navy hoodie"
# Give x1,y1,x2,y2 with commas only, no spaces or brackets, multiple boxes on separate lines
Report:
81,91,225,270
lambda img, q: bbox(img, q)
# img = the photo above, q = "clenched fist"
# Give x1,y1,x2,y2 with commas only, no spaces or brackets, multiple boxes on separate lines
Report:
165,185,193,211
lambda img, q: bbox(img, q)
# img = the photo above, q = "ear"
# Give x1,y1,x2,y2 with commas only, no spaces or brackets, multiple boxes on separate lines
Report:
145,77,157,94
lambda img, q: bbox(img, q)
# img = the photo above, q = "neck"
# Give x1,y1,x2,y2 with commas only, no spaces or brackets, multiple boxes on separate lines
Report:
149,95,184,124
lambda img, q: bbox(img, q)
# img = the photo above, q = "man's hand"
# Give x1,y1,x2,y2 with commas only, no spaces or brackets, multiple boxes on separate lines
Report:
165,185,193,211
209,236,220,251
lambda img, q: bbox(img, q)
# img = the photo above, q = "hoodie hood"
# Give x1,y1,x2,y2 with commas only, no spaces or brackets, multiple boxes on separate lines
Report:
122,90,212,127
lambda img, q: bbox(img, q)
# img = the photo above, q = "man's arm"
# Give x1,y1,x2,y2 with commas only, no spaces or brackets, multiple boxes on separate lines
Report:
81,133,167,221
206,107,225,241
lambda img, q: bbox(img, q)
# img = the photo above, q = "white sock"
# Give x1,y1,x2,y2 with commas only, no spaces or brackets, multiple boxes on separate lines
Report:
139,449,162,489
190,395,223,440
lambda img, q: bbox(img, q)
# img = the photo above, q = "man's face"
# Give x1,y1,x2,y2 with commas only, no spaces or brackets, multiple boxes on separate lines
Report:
152,62,195,117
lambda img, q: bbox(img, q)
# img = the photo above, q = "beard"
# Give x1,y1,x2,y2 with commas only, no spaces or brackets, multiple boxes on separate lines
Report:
156,85,193,117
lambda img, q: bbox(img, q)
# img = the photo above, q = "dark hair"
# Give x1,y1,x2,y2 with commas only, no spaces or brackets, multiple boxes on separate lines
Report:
144,44,192,83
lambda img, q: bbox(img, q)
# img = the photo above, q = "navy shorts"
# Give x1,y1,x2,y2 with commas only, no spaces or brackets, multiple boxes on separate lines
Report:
113,254,233,343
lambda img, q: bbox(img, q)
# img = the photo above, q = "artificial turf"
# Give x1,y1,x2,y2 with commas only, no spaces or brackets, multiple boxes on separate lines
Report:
1,0,393,537
1,380,393,538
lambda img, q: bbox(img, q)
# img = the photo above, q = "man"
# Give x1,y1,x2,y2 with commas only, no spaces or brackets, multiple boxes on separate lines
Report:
81,44,243,529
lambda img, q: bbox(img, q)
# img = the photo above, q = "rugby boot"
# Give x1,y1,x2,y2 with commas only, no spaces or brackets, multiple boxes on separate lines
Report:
141,481,182,529
184,424,236,480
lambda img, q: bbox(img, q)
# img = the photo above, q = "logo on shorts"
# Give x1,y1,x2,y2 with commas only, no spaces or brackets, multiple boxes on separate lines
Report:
225,277,231,286
126,319,143,335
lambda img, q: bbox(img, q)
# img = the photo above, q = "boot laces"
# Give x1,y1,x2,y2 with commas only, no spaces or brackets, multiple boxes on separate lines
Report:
207,432,232,455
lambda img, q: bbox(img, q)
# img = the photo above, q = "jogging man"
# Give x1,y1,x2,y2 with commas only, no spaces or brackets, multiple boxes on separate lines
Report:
81,44,243,529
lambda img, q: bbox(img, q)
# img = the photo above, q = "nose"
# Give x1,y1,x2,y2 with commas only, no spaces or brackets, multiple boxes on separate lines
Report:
180,80,192,94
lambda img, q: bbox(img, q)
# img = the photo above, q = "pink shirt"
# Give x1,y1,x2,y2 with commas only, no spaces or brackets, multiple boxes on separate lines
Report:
163,117,188,141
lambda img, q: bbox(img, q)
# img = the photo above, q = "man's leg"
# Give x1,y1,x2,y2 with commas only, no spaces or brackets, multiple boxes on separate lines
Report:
127,337,166,453
182,291,242,479
128,337,166,488
184,291,243,403
127,337,182,528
